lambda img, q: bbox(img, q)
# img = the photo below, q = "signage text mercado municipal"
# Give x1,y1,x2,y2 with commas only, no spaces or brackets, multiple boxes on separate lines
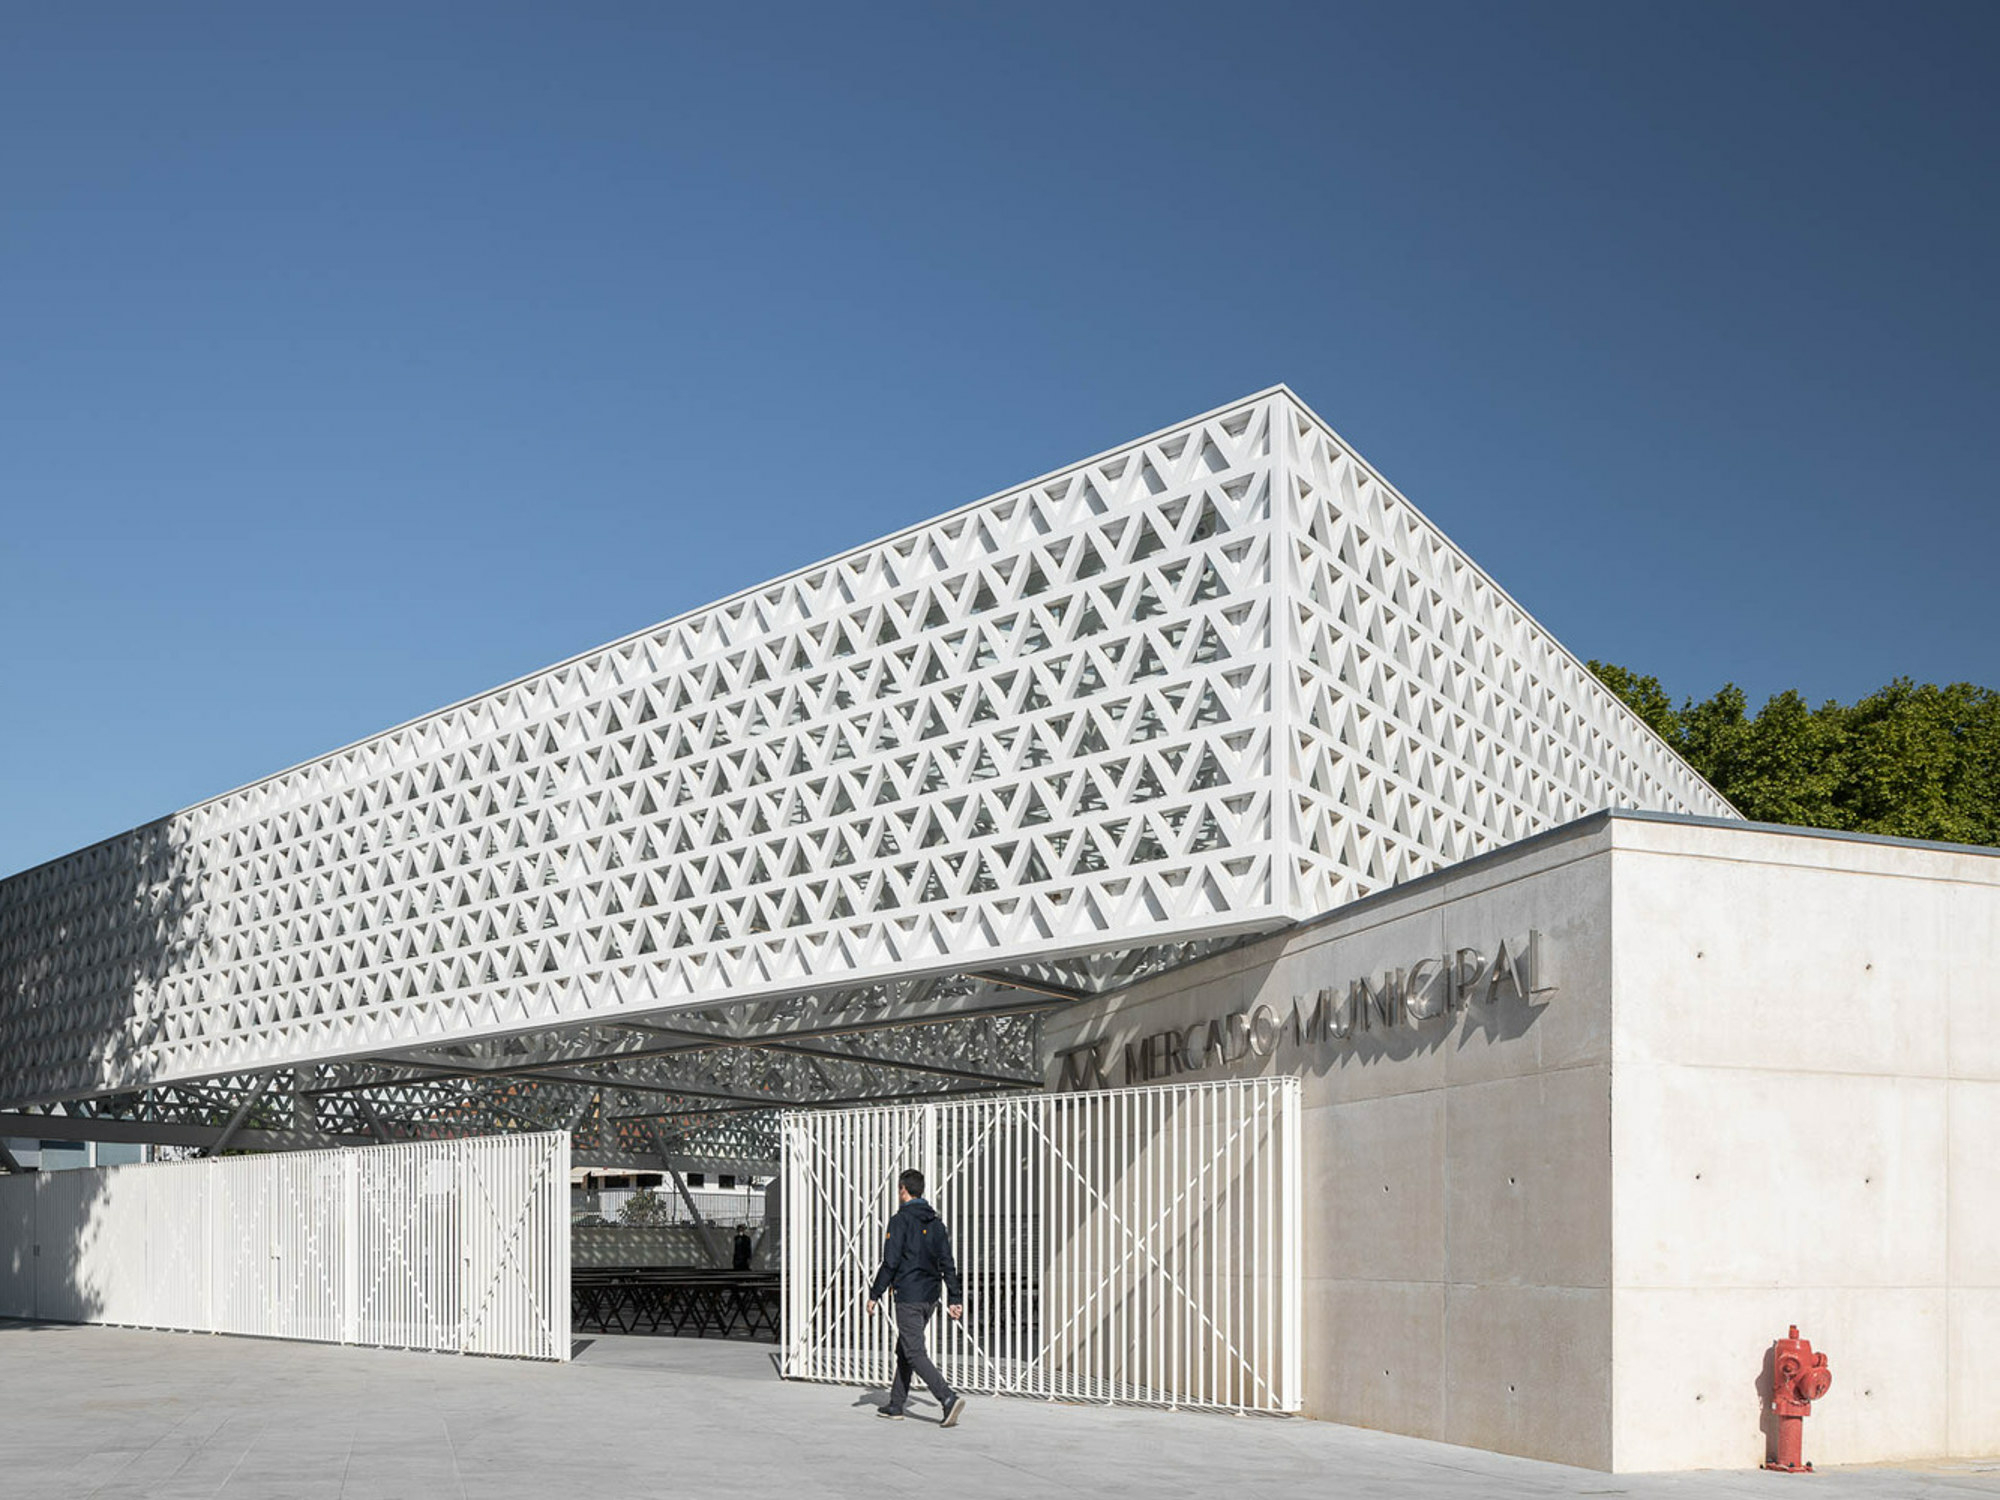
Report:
1056,931,1549,1087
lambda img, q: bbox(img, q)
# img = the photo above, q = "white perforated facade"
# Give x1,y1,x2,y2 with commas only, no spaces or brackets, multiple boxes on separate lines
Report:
0,388,1732,1110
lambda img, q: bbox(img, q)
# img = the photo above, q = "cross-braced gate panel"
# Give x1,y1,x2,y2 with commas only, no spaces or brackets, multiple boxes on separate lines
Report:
782,1079,1300,1412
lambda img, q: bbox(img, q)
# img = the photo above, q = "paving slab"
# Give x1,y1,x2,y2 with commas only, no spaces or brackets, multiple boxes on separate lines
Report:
1,1320,1996,1499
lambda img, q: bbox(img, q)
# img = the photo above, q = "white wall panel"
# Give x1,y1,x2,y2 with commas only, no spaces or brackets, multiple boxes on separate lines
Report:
783,1079,1300,1412
33,1167,92,1325
0,1132,567,1360
0,1173,34,1318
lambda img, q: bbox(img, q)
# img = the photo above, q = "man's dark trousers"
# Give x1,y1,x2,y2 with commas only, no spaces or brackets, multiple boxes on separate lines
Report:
886,1298,955,1414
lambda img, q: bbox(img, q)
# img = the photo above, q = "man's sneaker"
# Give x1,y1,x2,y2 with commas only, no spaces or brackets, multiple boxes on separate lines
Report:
876,1406,905,1420
940,1396,966,1428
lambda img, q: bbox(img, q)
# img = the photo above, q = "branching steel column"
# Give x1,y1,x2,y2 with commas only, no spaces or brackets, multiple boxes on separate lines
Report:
357,1096,393,1144
201,1074,275,1158
664,1160,728,1272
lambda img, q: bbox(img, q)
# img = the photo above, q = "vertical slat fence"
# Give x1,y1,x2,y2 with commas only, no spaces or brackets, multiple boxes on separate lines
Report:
0,1131,568,1360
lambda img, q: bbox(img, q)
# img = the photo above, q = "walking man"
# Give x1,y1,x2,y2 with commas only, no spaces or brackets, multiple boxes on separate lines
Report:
867,1168,967,1426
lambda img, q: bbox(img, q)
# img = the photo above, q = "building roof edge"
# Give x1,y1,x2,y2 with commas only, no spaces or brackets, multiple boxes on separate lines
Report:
1602,806,2000,860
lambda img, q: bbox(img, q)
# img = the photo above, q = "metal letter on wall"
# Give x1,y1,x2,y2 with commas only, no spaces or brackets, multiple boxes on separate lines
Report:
0,1131,569,1361
781,1078,1301,1413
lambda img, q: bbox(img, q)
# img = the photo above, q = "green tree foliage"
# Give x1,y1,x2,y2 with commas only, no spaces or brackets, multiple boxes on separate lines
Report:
1587,664,2000,848
617,1187,673,1227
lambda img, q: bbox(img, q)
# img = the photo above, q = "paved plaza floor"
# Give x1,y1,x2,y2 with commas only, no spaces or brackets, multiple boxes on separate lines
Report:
3,1320,1997,1500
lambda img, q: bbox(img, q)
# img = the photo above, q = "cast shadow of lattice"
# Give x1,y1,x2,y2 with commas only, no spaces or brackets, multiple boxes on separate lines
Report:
0,814,203,1330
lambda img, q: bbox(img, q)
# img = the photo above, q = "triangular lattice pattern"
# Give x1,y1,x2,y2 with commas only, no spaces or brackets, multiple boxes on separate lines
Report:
0,399,1286,1105
0,389,1733,1109
1274,399,1732,911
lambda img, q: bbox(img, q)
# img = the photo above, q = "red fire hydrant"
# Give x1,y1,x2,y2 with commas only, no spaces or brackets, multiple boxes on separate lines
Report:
1764,1325,1833,1472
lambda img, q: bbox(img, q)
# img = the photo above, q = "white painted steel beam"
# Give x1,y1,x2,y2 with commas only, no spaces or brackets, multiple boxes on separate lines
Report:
0,1111,373,1152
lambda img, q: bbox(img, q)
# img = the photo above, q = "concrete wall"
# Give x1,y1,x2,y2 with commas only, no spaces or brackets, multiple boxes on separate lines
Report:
1042,812,2000,1473
1606,815,2000,1471
1043,817,1622,1468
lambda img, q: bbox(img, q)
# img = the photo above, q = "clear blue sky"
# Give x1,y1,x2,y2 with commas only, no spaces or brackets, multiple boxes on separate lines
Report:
3,2,1995,878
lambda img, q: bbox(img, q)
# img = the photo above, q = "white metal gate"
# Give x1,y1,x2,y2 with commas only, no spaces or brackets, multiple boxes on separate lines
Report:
0,1131,569,1361
782,1078,1301,1412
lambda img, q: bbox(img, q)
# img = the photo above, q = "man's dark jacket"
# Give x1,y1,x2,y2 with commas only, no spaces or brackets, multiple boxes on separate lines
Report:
868,1196,963,1305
